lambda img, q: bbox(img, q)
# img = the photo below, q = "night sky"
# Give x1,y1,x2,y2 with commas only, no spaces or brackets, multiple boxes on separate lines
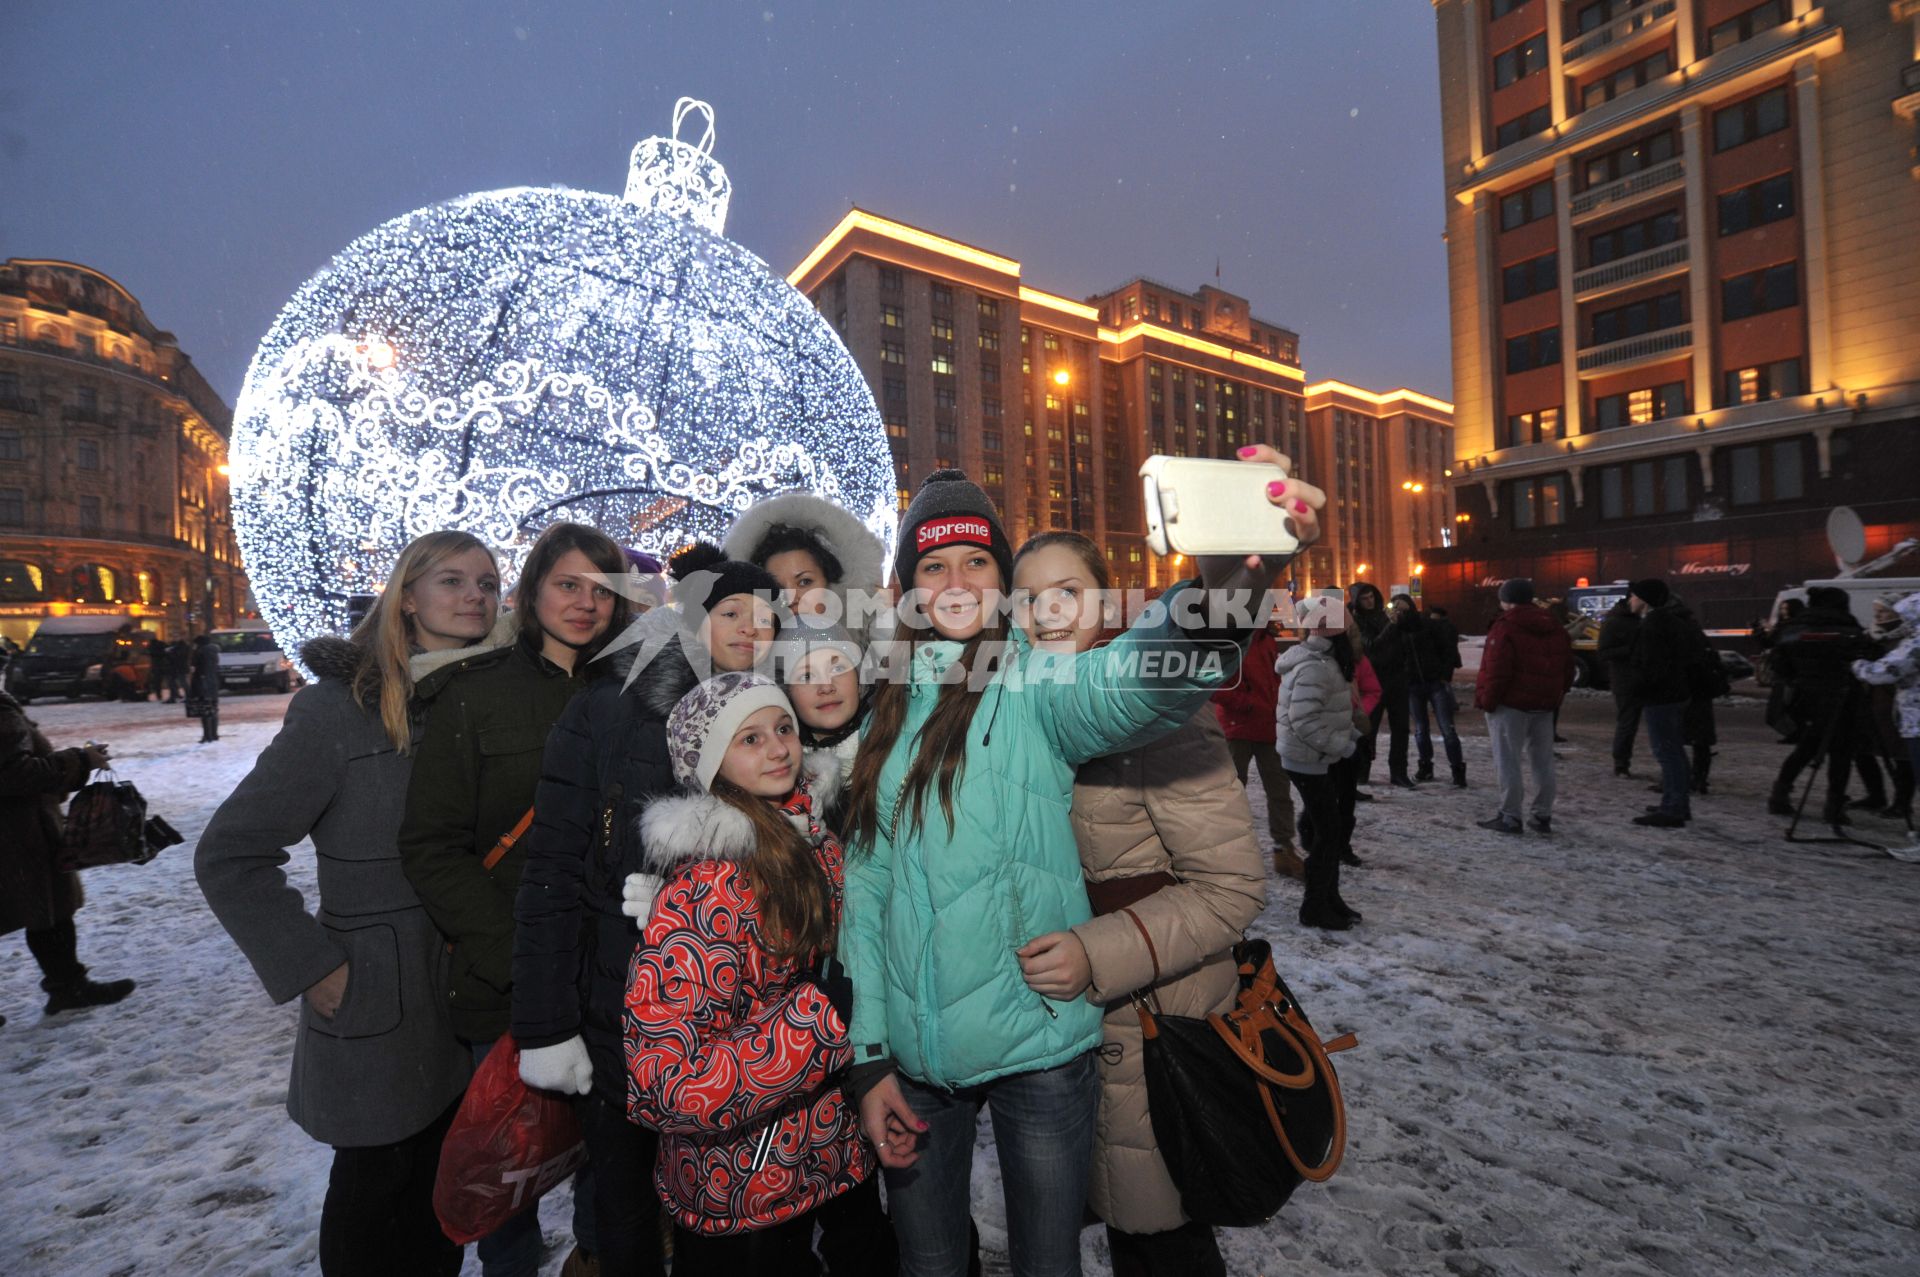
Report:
0,0,1450,407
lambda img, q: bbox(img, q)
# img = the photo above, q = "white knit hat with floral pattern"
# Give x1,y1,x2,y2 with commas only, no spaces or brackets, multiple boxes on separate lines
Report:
666,672,793,791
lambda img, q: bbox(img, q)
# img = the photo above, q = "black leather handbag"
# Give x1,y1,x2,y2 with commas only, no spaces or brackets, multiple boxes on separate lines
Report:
1134,936,1356,1226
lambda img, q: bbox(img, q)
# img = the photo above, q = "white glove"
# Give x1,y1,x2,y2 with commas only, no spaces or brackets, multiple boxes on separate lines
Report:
517,1035,593,1095
622,872,664,927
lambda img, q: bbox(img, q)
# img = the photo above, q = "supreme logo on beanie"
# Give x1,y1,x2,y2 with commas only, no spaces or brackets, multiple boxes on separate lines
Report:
894,469,1014,587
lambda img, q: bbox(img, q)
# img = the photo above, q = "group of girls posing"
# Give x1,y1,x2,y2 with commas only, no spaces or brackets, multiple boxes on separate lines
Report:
195,447,1325,1277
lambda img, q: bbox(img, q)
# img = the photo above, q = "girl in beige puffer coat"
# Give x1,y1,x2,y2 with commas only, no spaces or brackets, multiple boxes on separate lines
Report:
1009,533,1268,1276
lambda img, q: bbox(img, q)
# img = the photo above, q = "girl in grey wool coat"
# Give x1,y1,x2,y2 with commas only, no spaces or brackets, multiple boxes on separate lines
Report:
195,531,509,1277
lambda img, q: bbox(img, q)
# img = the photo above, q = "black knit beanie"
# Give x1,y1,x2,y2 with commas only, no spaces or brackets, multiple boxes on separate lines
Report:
668,541,783,619
1629,578,1670,608
1498,578,1535,605
893,468,1014,588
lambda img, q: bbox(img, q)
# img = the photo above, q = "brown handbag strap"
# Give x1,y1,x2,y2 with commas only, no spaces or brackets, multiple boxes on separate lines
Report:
1118,906,1162,986
483,807,535,872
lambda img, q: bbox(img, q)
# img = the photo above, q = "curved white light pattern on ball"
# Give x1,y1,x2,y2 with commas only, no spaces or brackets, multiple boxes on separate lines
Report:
229,97,895,661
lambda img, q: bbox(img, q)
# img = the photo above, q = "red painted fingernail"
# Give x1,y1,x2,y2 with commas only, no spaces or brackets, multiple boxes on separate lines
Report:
1267,481,1286,497
1294,500,1310,513
1238,446,1257,458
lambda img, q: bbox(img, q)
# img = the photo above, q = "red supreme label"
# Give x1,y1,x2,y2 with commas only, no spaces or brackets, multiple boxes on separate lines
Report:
916,517,992,552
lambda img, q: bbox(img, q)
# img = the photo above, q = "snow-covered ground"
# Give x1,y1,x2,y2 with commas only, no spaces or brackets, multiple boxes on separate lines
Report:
3,687,1916,1275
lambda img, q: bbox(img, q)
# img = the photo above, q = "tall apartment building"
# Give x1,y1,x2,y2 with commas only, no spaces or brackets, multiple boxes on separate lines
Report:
1427,0,1920,629
0,259,246,646
789,210,1451,593
1304,382,1459,591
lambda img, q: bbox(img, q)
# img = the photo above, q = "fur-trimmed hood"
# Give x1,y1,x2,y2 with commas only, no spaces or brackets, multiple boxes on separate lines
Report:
637,749,843,871
722,491,889,643
297,611,518,695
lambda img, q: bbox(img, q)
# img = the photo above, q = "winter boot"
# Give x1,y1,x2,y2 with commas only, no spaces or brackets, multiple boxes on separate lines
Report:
1414,764,1435,782
1331,892,1364,925
1272,847,1307,880
1340,848,1365,868
44,976,136,1016
1529,815,1552,835
1477,814,1523,835
1451,765,1468,789
1299,891,1354,931
1767,791,1794,816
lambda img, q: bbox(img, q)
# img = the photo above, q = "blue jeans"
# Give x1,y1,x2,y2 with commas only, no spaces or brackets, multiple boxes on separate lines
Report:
886,1052,1098,1277
1409,681,1464,774
468,1040,596,1277
1643,700,1691,819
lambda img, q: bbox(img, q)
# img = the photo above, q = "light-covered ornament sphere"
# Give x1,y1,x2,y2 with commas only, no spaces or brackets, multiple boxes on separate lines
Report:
230,98,895,660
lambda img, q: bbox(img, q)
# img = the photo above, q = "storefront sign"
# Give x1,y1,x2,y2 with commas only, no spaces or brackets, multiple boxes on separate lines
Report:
1676,561,1751,577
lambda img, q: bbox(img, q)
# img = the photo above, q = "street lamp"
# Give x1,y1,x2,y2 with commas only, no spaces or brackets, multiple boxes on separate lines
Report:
1051,368,1071,387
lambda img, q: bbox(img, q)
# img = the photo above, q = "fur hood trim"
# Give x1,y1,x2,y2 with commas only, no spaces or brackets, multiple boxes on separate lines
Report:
297,611,517,691
723,491,887,594
638,749,843,870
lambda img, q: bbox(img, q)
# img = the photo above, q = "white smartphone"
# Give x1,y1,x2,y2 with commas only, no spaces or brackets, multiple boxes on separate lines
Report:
1140,455,1302,558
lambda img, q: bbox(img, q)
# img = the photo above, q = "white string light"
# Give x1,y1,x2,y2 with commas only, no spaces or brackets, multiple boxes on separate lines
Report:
229,97,895,661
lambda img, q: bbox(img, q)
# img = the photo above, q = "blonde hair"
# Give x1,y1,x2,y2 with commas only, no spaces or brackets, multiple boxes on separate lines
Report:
348,530,496,751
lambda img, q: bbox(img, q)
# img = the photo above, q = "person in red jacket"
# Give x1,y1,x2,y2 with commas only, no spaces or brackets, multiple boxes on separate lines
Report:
1474,579,1575,835
1211,610,1302,876
625,673,889,1275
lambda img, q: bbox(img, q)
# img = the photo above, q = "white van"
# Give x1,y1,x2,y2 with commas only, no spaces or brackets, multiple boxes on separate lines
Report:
209,622,300,694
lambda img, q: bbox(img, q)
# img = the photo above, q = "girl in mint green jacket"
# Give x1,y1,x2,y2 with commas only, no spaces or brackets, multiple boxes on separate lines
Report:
840,459,1321,1275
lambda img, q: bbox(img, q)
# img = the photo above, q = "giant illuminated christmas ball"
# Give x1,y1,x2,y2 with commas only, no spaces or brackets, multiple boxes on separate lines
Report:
230,98,895,658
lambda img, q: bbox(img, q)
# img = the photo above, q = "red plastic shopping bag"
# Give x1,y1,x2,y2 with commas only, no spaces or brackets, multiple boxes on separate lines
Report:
433,1034,588,1244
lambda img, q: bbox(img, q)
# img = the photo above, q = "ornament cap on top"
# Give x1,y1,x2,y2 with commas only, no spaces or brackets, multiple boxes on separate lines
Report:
624,96,732,235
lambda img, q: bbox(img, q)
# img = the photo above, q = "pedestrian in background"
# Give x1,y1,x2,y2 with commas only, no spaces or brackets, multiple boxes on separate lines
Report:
1404,595,1466,788
1,702,132,1026
1597,597,1641,778
1349,581,1414,789
1853,591,1920,860
1474,579,1573,836
1277,594,1365,928
191,632,222,743
1626,579,1712,829
165,638,191,703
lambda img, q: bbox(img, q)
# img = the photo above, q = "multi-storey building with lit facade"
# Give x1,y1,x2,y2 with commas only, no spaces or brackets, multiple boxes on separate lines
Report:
1425,0,1920,630
1304,381,1460,592
788,210,1452,593
0,259,246,646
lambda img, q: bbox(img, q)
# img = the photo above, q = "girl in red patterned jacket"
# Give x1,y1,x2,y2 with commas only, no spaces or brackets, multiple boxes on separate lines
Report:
624,671,891,1276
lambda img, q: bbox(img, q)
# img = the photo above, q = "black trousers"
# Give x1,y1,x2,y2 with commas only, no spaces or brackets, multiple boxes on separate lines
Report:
1610,684,1641,769
1359,682,1412,783
577,1088,666,1276
319,1100,462,1277
670,1174,895,1277
25,917,85,990
1106,1220,1225,1277
1286,767,1345,906
200,701,220,742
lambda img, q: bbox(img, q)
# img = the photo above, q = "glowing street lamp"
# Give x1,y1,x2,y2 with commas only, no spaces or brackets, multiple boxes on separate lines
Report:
1051,368,1071,387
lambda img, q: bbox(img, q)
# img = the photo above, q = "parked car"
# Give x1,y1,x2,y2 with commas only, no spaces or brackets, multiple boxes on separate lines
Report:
6,616,155,702
209,623,300,694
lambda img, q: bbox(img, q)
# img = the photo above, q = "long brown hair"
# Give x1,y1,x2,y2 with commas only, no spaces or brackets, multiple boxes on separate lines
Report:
511,521,632,661
347,530,496,751
843,613,1010,851
709,776,837,961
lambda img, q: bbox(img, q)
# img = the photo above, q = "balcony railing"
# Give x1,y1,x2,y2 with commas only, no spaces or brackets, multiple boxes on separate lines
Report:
62,409,123,430
1576,324,1692,374
0,518,204,553
1570,157,1685,223
0,396,38,416
1563,0,1678,69
1573,239,1690,300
